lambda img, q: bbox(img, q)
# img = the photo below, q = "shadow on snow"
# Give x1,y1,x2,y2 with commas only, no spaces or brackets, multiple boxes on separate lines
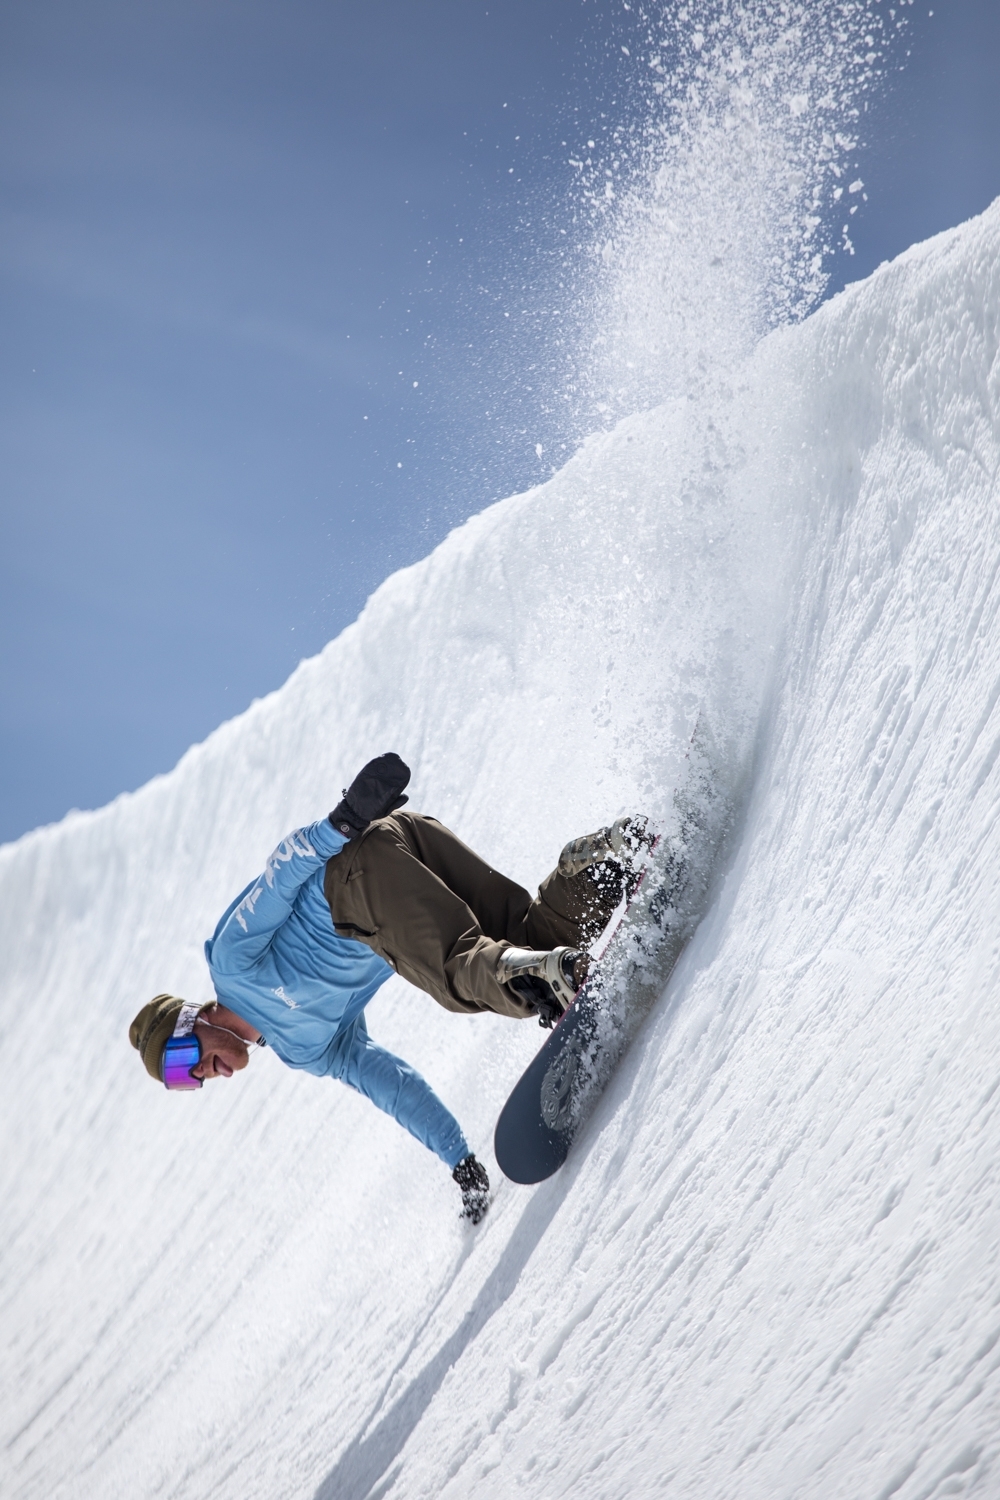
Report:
313,1175,569,1500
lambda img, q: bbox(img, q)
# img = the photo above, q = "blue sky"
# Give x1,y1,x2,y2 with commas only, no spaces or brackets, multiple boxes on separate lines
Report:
1,0,998,845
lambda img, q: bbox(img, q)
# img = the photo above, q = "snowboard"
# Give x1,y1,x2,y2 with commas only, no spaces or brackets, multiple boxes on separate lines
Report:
494,726,732,1185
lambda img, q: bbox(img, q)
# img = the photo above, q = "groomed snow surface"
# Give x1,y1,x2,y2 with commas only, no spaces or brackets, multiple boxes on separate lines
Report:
3,200,1000,1499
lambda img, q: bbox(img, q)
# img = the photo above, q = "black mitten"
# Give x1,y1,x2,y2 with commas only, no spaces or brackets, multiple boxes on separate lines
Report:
453,1153,490,1224
329,752,411,839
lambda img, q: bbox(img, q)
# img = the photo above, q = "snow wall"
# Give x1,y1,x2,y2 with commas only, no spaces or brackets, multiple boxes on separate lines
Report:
3,200,1000,1500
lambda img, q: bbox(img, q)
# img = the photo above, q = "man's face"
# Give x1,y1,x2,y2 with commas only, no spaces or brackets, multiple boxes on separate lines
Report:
189,1016,251,1082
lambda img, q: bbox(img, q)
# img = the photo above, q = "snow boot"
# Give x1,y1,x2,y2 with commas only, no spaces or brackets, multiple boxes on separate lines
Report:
496,946,589,1028
453,1153,490,1224
557,815,654,879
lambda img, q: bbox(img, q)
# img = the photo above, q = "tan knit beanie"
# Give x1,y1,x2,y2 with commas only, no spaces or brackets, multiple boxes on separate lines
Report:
129,994,212,1082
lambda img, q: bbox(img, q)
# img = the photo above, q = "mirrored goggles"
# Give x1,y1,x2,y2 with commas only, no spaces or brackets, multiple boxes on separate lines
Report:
161,1032,202,1090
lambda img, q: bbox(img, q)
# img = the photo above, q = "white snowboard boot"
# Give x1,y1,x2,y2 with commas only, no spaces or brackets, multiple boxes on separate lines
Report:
496,945,589,1027
557,815,654,879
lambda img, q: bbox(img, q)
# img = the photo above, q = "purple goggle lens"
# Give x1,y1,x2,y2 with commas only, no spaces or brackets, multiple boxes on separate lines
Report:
161,1033,202,1090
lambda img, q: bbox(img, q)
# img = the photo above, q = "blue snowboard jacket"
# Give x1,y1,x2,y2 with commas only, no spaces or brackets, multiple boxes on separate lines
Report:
203,817,469,1169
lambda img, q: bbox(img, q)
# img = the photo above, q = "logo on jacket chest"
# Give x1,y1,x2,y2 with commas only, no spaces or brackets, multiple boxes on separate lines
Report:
272,985,298,1009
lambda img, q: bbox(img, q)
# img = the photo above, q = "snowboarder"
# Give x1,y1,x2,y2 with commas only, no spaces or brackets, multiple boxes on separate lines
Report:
129,753,649,1222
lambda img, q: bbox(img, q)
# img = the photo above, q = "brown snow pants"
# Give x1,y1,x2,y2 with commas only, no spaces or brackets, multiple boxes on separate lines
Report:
323,812,623,1019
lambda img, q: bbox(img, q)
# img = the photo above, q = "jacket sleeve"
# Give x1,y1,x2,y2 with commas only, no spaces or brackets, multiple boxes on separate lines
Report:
336,1016,469,1169
209,819,347,973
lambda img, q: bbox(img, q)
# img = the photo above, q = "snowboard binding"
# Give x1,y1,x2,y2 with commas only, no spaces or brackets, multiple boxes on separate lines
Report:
496,946,589,1028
